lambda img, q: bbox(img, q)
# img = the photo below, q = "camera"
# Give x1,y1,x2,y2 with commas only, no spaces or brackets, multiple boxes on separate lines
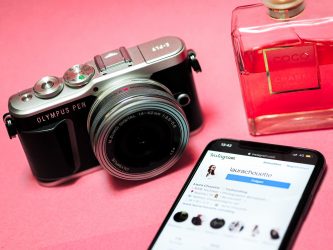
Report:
4,36,203,186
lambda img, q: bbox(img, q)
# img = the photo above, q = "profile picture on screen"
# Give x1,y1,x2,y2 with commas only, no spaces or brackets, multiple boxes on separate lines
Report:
228,221,245,232
173,211,189,223
191,214,204,226
251,225,260,237
206,165,216,177
270,228,280,240
210,218,225,229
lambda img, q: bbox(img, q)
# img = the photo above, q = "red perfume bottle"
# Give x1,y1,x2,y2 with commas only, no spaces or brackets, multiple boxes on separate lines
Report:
231,0,333,135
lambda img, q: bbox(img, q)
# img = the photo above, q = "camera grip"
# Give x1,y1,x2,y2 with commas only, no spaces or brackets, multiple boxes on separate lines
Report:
18,119,80,183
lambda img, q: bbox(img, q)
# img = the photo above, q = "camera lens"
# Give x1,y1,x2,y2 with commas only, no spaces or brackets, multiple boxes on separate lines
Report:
108,112,180,172
88,79,189,180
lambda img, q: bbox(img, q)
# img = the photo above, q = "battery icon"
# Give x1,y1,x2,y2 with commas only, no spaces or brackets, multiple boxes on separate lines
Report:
305,154,312,158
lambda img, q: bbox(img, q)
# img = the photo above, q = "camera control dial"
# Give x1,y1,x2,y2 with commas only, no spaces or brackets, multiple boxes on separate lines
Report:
33,76,64,99
63,64,95,88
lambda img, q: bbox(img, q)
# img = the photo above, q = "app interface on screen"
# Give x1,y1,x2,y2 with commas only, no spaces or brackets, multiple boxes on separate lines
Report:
152,149,315,250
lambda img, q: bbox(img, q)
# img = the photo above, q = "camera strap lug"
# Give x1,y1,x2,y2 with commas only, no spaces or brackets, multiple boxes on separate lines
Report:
3,113,17,139
188,50,202,73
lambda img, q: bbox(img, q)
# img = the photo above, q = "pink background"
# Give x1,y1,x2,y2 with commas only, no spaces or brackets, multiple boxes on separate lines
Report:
1,0,332,249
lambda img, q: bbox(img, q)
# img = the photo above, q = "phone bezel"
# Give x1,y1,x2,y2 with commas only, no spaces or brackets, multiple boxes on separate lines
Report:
149,138,326,250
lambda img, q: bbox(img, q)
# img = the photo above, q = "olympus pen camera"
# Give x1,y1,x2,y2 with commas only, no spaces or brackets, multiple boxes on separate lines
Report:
3,37,203,186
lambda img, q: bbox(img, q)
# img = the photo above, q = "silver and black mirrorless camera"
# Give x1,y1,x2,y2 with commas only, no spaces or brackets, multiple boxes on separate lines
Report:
4,36,203,186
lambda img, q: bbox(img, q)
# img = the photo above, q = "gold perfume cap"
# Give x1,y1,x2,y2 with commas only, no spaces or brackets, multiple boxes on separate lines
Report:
263,0,305,19
263,0,304,10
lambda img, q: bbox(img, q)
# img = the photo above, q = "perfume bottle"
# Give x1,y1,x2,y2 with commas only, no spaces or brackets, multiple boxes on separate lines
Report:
231,0,333,135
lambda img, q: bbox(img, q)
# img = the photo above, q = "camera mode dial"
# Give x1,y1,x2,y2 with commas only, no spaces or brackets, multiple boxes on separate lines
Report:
63,64,95,88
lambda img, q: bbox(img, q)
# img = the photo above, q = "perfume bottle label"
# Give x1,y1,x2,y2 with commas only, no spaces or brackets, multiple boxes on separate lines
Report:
263,45,320,94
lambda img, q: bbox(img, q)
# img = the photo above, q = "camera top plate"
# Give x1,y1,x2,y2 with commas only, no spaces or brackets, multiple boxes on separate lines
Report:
8,36,187,118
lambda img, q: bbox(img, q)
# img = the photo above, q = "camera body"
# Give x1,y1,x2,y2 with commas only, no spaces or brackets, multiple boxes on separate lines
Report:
4,37,203,186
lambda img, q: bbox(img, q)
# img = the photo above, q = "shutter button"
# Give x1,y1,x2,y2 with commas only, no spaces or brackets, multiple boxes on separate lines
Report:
33,76,64,99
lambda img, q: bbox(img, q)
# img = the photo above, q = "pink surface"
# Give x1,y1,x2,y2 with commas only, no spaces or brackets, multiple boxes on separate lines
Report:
0,0,332,249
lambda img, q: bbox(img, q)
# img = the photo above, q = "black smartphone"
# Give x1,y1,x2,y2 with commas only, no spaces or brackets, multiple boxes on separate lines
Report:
149,138,325,250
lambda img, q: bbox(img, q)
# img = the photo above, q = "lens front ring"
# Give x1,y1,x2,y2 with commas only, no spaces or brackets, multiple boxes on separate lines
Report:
88,80,189,180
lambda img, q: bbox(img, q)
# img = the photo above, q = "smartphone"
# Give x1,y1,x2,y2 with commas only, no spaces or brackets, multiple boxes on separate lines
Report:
149,138,325,250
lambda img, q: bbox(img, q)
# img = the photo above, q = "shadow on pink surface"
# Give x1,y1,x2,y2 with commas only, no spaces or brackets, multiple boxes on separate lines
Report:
24,144,197,192
42,225,156,250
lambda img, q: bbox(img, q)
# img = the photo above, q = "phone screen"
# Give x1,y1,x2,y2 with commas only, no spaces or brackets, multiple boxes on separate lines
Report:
150,139,325,250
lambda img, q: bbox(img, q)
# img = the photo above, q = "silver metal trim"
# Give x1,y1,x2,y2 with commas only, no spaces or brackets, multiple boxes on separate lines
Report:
119,46,132,64
87,78,173,132
9,36,187,118
94,55,105,72
95,48,131,72
138,36,183,64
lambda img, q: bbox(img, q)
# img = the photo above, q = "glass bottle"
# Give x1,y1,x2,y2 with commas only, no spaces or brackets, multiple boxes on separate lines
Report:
231,0,333,135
